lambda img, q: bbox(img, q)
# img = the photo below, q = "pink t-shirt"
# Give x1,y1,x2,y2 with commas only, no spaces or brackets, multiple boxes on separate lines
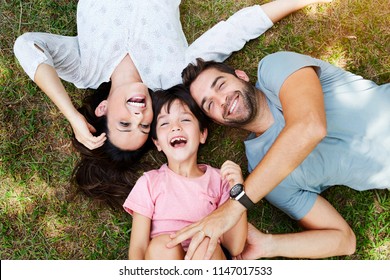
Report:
123,164,230,249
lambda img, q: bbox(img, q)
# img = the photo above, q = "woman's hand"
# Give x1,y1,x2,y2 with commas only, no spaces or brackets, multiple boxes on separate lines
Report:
70,112,106,150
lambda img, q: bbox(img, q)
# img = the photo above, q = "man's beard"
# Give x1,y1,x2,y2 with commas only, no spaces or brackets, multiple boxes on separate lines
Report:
223,81,258,128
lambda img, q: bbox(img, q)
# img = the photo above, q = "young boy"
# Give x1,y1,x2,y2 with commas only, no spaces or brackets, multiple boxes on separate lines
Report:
123,85,247,259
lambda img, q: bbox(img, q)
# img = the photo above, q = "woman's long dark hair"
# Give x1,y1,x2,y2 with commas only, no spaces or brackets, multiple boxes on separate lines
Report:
71,82,153,208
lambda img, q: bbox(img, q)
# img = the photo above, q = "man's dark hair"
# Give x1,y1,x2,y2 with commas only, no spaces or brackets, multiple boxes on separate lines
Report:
182,58,237,88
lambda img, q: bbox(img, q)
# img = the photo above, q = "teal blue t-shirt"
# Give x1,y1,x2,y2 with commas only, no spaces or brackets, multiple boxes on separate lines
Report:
244,52,390,220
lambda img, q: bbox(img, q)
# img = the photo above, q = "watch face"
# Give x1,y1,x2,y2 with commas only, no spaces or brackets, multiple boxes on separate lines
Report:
230,184,244,198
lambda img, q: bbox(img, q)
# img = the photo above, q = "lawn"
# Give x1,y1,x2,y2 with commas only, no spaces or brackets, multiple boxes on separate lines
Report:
0,0,389,260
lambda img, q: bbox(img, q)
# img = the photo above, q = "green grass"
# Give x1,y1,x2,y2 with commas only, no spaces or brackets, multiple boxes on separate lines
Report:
1,0,389,260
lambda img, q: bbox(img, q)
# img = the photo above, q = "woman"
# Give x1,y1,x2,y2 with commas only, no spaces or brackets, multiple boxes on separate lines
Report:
14,0,331,207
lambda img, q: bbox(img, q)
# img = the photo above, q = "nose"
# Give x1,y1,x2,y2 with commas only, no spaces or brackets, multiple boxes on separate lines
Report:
171,121,182,132
133,110,143,118
215,94,227,108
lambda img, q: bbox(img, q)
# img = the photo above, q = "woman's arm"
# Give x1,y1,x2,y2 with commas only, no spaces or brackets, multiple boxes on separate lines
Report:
128,212,152,260
34,64,106,150
14,33,106,149
186,0,332,63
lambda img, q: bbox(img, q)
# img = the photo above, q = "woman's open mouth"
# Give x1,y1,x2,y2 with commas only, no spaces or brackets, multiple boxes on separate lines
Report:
127,97,146,108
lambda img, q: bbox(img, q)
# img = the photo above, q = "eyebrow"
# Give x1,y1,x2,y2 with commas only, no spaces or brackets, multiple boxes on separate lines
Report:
156,111,193,122
200,76,223,110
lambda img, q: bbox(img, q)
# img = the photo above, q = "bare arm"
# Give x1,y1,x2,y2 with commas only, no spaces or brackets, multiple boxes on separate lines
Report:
221,212,247,257
219,160,247,256
34,64,106,149
128,213,151,260
245,66,327,202
187,1,332,64
259,196,356,258
261,0,333,24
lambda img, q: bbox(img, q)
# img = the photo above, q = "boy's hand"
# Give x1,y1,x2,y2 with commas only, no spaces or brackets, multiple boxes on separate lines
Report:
221,160,244,188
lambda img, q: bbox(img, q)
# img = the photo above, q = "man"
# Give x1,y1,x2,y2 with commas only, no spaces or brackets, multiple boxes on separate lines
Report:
167,51,390,259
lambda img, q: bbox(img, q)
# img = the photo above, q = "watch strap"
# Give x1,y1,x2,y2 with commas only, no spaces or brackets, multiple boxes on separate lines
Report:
236,191,255,209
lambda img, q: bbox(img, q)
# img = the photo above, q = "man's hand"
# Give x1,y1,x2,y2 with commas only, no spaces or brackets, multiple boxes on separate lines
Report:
70,112,106,150
167,200,246,259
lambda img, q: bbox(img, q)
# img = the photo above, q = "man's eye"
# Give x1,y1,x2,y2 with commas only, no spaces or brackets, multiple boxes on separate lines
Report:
208,101,213,111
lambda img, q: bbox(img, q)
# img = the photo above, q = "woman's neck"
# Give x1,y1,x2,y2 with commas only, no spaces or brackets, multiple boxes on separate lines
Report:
111,54,142,88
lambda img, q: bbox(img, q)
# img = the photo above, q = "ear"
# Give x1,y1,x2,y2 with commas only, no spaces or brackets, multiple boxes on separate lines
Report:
152,138,162,152
235,69,250,82
200,128,208,144
95,100,108,117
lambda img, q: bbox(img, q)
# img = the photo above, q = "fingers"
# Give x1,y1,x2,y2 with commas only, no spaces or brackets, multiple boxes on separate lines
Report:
184,230,210,260
167,223,201,248
87,122,97,133
221,160,243,186
77,132,107,150
203,236,219,260
89,133,107,149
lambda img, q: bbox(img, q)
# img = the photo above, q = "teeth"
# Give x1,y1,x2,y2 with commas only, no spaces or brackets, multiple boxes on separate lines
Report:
170,137,186,144
229,99,237,114
128,101,145,108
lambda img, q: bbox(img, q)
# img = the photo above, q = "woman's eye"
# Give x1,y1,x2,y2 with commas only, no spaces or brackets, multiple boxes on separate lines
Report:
160,122,168,127
140,124,150,129
120,122,130,127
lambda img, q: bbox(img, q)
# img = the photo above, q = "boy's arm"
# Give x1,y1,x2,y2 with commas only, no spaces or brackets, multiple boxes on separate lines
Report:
220,211,247,257
128,212,151,260
219,160,247,257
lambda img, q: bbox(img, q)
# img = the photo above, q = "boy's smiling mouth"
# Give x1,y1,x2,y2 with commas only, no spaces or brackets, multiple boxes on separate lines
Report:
170,136,187,147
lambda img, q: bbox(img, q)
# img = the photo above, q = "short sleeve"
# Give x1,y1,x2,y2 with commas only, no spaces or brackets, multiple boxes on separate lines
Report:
123,174,155,218
256,52,320,108
218,179,231,206
265,181,318,220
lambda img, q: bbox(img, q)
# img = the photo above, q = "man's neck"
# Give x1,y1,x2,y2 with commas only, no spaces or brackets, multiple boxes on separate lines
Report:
244,91,274,137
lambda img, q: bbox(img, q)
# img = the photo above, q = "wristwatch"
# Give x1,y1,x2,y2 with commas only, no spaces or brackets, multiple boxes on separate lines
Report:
229,183,255,209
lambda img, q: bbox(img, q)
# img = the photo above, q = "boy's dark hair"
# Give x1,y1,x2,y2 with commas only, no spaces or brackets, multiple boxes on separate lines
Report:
150,84,209,140
71,81,153,208
182,58,237,88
